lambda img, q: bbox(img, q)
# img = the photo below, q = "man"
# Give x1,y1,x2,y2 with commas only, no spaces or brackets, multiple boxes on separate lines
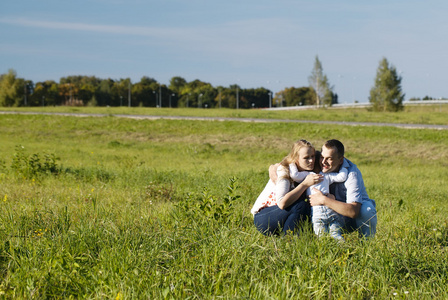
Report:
309,139,377,237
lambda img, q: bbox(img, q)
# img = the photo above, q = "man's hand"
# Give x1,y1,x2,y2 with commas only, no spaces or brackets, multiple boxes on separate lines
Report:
269,163,280,184
308,188,335,206
309,189,360,218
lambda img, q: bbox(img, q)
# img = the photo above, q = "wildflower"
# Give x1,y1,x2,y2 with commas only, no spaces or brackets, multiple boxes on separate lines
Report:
115,292,123,300
3,195,6,202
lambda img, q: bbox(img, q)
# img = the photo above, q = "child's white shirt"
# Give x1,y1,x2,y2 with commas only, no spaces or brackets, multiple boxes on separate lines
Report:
289,159,350,195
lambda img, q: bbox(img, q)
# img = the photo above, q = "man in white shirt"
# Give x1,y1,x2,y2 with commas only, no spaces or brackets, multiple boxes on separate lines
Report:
309,139,377,237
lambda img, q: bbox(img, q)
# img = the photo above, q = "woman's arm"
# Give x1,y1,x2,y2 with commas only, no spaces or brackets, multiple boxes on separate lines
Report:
269,163,280,184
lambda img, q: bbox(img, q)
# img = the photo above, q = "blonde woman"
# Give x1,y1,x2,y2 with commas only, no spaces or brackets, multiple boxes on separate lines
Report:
251,139,324,235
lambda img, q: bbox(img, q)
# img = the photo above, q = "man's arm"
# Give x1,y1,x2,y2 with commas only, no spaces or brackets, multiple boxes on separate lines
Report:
309,189,361,218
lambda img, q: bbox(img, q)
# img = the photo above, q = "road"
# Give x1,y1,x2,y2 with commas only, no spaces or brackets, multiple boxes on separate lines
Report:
1,110,448,130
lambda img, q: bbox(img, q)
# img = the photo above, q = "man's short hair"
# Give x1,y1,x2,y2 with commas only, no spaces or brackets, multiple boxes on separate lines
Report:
324,139,344,158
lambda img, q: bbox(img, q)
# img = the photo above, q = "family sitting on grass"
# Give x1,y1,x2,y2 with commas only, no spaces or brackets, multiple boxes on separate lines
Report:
251,139,377,240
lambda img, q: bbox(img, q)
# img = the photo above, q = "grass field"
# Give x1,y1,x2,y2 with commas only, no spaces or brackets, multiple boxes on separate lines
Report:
1,103,448,125
1,107,447,299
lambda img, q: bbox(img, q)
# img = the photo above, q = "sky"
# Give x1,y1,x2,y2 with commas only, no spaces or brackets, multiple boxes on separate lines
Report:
1,0,447,103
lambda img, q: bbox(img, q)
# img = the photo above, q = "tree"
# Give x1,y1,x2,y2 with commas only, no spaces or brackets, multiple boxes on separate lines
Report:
59,75,100,106
212,86,233,109
196,84,216,108
240,87,270,108
133,77,158,107
30,81,48,106
58,83,79,105
369,57,404,112
32,80,61,106
276,86,316,106
0,69,26,107
178,80,213,108
113,78,132,106
96,79,115,106
308,56,334,107
169,76,187,94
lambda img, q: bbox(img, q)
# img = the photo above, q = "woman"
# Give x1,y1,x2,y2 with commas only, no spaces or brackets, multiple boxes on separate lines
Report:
251,139,323,235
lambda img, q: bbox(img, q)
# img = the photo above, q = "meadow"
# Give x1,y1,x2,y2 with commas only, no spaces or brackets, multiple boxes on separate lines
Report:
0,107,447,299
1,103,448,125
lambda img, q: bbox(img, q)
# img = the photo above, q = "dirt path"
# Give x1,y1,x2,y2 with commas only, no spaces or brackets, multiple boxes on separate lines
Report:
1,110,448,130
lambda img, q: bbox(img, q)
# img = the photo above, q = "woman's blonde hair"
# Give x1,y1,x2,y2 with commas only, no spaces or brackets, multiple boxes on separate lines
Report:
279,139,315,180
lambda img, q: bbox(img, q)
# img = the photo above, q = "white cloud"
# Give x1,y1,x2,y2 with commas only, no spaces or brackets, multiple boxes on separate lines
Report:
0,16,303,66
0,17,180,37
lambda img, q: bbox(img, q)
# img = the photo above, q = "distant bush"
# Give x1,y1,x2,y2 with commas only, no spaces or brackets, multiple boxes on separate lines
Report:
11,145,60,178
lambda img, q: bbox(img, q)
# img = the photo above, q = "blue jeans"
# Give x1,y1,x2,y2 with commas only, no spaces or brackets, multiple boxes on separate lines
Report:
342,200,377,238
312,206,344,241
254,196,310,235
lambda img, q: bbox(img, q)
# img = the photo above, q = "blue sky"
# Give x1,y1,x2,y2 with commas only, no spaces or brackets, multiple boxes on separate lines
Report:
1,0,447,103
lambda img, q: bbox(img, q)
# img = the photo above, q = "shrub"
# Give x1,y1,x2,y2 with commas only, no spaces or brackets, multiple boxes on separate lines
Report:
174,176,240,224
10,145,60,178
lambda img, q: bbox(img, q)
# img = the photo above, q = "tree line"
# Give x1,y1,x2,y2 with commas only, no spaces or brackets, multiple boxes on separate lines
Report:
0,56,409,111
0,70,325,109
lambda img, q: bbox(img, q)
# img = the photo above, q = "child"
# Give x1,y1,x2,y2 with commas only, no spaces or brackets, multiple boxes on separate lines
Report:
289,154,349,241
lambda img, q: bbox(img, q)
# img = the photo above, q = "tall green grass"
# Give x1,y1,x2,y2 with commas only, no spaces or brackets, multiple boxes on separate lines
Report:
0,113,447,298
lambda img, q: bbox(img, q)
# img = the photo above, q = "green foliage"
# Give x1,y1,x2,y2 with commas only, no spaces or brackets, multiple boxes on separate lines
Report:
175,177,240,224
10,145,60,178
0,70,325,109
30,80,60,106
276,86,316,106
0,113,447,298
169,76,187,94
369,57,405,112
0,69,26,107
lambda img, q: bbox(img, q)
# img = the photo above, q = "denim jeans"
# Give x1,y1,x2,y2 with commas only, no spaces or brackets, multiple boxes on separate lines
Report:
342,200,377,238
312,206,344,241
253,196,310,235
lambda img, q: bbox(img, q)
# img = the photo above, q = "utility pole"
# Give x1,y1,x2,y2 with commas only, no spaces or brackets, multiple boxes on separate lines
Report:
236,86,239,109
128,81,131,107
159,85,162,107
24,84,27,106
